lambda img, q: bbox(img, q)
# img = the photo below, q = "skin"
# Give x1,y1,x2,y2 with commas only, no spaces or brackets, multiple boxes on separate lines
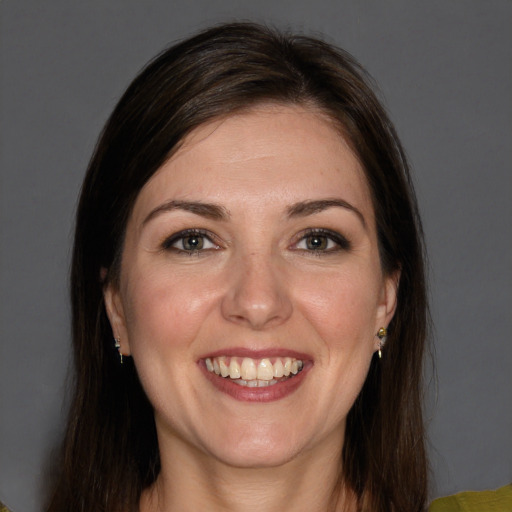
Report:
104,104,398,511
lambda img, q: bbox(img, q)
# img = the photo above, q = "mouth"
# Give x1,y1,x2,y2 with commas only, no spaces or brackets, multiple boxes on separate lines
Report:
204,356,304,387
199,352,311,402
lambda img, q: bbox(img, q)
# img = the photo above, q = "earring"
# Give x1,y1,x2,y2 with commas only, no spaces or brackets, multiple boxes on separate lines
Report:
376,327,387,359
114,337,123,364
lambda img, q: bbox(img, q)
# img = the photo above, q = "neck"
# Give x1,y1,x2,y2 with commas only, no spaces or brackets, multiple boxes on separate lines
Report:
140,431,356,512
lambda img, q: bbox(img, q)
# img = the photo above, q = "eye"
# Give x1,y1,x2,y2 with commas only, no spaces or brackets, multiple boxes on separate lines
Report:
162,229,219,253
293,229,350,253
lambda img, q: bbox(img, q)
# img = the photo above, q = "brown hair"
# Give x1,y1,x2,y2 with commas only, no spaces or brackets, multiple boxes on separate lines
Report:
46,22,429,512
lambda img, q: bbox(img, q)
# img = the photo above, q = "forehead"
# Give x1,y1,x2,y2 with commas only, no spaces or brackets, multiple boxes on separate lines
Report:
132,104,373,222
175,104,356,169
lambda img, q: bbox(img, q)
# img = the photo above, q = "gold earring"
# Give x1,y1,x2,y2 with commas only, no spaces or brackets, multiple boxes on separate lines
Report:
114,337,123,364
377,327,387,359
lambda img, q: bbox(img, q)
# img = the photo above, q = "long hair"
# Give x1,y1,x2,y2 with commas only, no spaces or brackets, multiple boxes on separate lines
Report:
46,22,429,512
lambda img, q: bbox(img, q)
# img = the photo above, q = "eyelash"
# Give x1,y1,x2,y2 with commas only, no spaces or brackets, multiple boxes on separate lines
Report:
161,229,220,254
162,227,350,257
292,228,351,254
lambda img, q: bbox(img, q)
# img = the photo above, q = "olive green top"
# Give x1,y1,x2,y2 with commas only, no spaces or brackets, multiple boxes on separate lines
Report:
429,484,512,511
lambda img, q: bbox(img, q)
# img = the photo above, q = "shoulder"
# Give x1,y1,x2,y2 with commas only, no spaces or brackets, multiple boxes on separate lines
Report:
429,484,512,511
0,502,12,512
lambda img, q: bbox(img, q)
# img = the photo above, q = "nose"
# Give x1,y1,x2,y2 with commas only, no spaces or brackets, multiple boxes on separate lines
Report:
221,251,293,330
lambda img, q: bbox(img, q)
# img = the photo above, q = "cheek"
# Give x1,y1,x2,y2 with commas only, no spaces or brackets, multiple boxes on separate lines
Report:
294,266,381,344
284,270,379,435
122,265,218,355
119,267,221,423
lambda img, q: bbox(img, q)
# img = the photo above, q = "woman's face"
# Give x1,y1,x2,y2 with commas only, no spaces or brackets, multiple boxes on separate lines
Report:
105,105,397,469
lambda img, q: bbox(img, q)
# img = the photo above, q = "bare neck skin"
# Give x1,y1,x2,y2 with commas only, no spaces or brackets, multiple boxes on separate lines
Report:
140,426,356,512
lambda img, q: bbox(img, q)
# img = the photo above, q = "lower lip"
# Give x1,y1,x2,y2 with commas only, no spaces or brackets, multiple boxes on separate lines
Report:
200,362,311,402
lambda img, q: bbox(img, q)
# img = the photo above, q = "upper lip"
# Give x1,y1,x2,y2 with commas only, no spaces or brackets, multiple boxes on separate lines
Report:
199,347,313,361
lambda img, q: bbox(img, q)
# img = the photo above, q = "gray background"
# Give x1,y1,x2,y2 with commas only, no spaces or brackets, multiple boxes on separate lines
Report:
1,1,511,511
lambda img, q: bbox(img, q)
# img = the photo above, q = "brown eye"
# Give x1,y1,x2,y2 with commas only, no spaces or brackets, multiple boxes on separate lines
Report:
163,230,219,253
305,234,329,250
182,234,204,251
294,229,350,253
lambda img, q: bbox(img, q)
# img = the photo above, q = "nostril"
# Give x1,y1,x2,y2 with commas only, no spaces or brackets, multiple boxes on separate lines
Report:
220,257,293,329
221,288,293,329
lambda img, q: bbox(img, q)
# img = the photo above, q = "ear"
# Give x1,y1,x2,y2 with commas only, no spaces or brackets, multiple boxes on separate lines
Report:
103,282,132,356
373,270,400,350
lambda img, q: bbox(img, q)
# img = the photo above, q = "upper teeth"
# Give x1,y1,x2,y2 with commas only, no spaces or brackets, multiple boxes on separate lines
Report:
205,356,303,381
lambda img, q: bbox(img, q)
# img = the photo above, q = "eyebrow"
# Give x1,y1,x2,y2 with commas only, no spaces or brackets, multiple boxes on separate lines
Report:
142,200,230,225
142,197,365,227
287,199,366,227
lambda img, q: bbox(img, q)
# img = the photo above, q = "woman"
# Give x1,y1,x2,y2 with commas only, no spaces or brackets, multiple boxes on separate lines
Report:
46,22,428,512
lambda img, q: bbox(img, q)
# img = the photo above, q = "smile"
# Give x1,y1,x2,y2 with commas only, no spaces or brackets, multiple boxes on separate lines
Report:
204,356,304,387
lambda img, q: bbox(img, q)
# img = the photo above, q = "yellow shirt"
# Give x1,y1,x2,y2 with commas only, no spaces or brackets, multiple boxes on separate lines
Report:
429,484,512,511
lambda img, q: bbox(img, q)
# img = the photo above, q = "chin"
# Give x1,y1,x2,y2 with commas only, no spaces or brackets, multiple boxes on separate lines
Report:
212,445,300,470
202,422,305,469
